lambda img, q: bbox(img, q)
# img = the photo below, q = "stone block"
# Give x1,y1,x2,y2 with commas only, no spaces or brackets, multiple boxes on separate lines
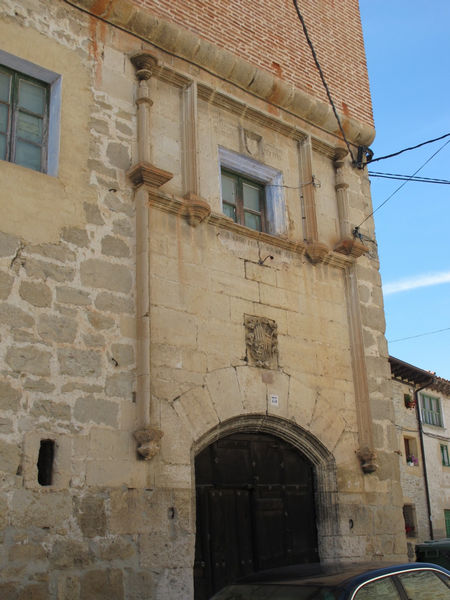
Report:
87,310,115,330
74,396,118,427
235,366,267,413
103,192,134,217
151,307,197,348
80,569,124,600
0,582,17,600
17,583,48,600
0,417,13,433
155,567,193,600
61,226,89,247
83,333,105,347
0,231,20,257
27,243,76,263
110,343,134,367
95,292,134,314
0,303,34,328
94,537,135,561
6,345,51,376
10,490,72,531
84,202,105,225
173,386,218,441
287,377,316,424
105,371,134,398
81,259,132,293
244,261,277,285
113,217,133,238
139,530,194,569
75,495,107,538
23,257,75,283
0,270,14,299
89,429,132,460
123,569,155,600
23,378,55,393
101,235,130,258
9,542,46,562
38,313,77,343
0,380,21,411
56,574,81,600
56,286,91,306
58,348,102,377
30,399,71,421
0,440,20,474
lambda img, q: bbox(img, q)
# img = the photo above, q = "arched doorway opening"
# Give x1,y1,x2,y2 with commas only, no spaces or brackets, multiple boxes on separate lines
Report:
194,431,319,599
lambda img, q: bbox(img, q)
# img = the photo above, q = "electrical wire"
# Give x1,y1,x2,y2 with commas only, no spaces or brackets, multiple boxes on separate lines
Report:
355,138,450,229
389,326,450,344
369,132,450,164
369,171,450,185
291,0,356,162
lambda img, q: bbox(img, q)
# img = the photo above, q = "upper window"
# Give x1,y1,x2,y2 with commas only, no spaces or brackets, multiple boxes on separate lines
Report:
441,445,450,467
0,66,49,172
0,50,61,176
221,169,266,232
218,146,286,236
421,393,443,427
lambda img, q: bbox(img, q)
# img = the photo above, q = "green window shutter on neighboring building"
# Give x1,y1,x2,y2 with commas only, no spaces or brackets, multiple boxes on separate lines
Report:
445,510,450,538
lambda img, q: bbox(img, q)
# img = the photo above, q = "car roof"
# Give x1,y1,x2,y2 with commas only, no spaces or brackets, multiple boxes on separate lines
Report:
237,561,450,588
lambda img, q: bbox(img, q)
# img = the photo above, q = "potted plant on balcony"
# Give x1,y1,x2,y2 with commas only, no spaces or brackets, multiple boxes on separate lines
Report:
404,393,416,409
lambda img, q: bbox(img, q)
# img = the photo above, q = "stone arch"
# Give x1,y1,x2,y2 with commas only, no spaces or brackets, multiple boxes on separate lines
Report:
193,413,340,565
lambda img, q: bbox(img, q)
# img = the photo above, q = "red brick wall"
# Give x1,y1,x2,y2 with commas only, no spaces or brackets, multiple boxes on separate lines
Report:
132,0,373,126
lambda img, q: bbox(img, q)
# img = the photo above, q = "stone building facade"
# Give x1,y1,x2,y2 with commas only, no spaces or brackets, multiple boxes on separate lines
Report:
0,1,407,598
390,357,450,553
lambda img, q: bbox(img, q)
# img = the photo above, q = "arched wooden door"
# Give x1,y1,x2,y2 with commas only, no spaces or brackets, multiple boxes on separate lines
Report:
194,432,319,599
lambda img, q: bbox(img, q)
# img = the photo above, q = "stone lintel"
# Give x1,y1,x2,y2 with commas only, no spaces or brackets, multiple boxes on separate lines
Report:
127,162,173,189
334,238,368,259
134,426,163,460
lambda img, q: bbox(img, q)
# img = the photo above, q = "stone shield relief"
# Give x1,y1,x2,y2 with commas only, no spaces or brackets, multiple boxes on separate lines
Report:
244,315,278,369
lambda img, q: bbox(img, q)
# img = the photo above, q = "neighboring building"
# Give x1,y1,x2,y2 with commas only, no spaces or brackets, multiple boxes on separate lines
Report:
390,356,450,555
0,1,408,598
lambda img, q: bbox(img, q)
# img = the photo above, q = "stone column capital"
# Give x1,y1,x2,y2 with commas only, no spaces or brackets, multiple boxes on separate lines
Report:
131,52,158,80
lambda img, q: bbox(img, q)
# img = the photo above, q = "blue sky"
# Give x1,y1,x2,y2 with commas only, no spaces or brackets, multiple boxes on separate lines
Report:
359,1,450,379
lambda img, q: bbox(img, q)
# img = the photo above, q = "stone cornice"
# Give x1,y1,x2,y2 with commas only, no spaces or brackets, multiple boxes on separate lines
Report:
67,0,375,147
146,188,354,269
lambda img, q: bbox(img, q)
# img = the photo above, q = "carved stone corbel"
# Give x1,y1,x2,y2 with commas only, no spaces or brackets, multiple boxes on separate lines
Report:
357,446,378,473
127,162,173,189
305,241,329,264
334,238,368,258
183,192,211,226
134,427,164,460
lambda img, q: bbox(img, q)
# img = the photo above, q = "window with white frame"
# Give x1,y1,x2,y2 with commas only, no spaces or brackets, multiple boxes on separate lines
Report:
219,146,286,236
0,50,61,175
421,393,443,427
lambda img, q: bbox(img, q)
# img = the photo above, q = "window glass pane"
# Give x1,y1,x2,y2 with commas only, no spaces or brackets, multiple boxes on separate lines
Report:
244,211,261,231
15,139,42,171
223,202,236,222
0,71,11,103
398,570,450,599
18,79,46,115
0,133,6,159
17,111,43,143
242,182,261,211
221,173,237,205
0,103,9,133
17,111,43,144
354,577,401,599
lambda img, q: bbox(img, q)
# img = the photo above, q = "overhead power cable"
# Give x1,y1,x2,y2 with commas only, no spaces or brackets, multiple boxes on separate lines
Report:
292,0,356,163
368,171,450,185
389,326,450,344
369,132,450,164
354,138,450,231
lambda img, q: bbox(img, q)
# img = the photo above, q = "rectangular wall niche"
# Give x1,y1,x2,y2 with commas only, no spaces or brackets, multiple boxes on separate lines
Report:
37,439,55,486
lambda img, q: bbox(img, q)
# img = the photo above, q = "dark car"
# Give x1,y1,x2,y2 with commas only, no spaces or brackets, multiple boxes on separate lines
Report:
209,562,450,599
416,539,450,570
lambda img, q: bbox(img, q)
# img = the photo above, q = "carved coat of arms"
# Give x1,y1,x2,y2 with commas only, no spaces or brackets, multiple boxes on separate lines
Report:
245,315,278,369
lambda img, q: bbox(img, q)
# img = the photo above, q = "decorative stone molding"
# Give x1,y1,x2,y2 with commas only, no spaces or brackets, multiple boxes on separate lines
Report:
130,52,158,81
245,315,278,369
183,192,211,226
127,161,173,189
334,238,368,258
305,241,330,264
134,427,164,460
69,0,375,146
357,446,378,474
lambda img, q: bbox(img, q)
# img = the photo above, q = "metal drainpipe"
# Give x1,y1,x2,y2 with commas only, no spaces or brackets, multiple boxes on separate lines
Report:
414,377,435,540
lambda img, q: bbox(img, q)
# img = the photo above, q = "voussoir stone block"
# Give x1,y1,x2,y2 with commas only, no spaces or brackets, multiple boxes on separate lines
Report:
81,259,132,293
